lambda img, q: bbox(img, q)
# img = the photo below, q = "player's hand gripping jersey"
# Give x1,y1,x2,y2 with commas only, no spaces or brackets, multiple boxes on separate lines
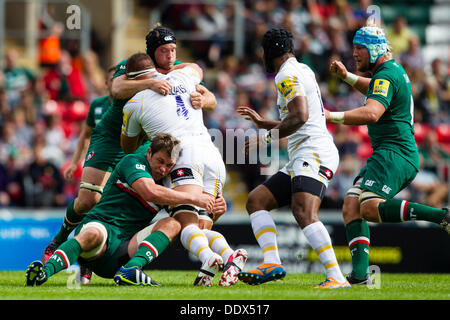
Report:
122,66,225,197
275,57,339,183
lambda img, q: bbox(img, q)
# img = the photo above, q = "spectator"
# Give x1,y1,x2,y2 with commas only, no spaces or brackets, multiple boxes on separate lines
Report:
3,48,36,109
0,155,24,207
419,130,450,174
400,35,425,83
42,50,87,102
22,140,65,208
38,22,64,68
386,16,416,58
409,155,449,208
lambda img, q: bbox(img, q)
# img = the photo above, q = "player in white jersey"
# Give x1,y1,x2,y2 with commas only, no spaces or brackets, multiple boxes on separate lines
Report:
120,53,247,286
237,28,349,289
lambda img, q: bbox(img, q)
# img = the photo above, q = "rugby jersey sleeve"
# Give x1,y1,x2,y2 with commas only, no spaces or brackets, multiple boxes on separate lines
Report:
275,69,306,105
121,92,143,137
366,73,394,109
119,154,153,186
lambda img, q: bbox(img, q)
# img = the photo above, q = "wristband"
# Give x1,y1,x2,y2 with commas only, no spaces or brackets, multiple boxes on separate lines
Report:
329,112,345,124
344,72,358,86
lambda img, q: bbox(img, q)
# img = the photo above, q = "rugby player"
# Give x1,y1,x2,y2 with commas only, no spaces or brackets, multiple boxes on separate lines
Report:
121,53,248,287
26,133,216,287
237,28,350,289
40,25,217,283
326,25,450,284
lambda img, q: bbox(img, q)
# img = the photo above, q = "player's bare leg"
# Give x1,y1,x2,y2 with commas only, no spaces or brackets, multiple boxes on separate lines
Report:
42,167,110,284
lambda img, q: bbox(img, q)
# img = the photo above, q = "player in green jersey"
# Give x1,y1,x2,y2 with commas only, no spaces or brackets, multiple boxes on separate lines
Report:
41,25,217,273
62,66,115,181
26,133,217,287
326,25,450,285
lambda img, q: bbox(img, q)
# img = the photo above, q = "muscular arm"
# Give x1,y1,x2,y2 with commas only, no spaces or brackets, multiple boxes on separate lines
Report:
121,132,144,155
328,98,386,125
271,95,309,139
111,75,172,99
63,123,92,179
132,177,211,210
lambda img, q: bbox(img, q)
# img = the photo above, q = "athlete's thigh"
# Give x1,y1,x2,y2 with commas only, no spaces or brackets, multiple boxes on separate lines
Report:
80,166,111,187
358,149,417,199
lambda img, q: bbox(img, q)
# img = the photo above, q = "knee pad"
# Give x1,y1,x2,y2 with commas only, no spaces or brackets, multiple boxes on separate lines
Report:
359,190,385,204
80,182,103,194
170,204,199,217
198,209,214,224
78,222,108,259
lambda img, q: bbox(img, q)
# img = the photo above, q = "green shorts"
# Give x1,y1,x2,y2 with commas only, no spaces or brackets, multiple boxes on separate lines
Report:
355,148,418,199
84,132,124,172
84,133,151,172
74,217,131,279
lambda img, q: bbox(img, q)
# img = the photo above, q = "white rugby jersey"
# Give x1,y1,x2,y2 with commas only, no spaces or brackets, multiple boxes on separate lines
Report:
122,66,210,145
275,57,334,156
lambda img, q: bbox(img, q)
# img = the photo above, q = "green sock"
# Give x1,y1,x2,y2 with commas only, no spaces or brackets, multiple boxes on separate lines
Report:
124,231,170,269
378,199,447,224
53,199,84,243
44,238,82,279
346,219,370,279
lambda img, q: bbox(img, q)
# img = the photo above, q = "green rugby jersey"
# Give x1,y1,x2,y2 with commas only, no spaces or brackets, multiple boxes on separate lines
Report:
85,95,111,128
86,152,163,238
365,59,419,170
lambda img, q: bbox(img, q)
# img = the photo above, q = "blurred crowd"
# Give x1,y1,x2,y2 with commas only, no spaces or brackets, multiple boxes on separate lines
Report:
0,0,449,210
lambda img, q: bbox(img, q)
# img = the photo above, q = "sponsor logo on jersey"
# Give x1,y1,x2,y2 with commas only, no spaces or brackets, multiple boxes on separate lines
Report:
170,167,194,182
136,164,146,170
277,77,296,100
373,79,390,97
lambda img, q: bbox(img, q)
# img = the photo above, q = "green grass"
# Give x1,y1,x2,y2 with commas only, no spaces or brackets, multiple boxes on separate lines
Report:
1,270,450,300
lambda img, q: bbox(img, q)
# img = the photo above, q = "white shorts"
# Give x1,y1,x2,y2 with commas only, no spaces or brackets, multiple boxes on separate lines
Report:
281,140,339,188
162,142,226,197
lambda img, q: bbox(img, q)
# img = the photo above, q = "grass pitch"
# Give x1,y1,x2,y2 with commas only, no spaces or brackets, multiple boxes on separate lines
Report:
1,270,449,300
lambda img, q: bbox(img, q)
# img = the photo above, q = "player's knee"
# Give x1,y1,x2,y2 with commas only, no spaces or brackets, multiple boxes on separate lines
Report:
160,217,182,241
76,227,104,251
246,189,268,214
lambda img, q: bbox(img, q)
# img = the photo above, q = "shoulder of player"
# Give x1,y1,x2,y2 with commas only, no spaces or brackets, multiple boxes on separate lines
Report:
120,152,149,171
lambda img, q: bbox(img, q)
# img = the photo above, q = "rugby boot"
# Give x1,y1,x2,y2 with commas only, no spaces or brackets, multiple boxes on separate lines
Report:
346,273,373,285
440,207,450,234
194,253,224,286
218,249,248,287
80,264,93,285
114,266,161,287
314,277,351,289
238,262,286,285
41,239,61,263
25,261,47,287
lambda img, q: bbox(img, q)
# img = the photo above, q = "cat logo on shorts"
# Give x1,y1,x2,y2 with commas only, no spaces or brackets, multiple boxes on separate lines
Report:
86,151,94,161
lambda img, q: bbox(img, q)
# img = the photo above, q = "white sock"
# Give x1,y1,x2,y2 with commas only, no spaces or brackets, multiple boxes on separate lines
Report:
302,221,345,282
180,224,214,263
250,210,281,264
203,229,234,263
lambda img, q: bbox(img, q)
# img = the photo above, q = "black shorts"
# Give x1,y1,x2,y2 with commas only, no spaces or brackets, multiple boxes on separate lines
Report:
262,171,327,207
